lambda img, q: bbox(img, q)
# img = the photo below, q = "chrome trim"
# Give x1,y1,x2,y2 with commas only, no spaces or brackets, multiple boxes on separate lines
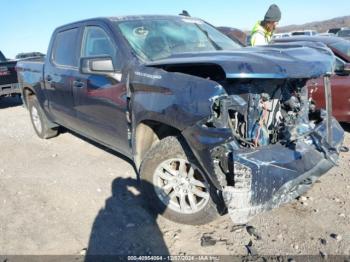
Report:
226,73,288,79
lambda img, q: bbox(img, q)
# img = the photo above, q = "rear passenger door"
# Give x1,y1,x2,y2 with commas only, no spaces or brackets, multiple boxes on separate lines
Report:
45,27,81,128
71,23,130,155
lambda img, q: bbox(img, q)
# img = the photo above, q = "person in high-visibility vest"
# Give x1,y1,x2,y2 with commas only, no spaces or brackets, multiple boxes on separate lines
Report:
250,4,281,46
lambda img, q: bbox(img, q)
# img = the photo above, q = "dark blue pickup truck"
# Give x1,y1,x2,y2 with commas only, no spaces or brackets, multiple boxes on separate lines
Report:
17,15,345,225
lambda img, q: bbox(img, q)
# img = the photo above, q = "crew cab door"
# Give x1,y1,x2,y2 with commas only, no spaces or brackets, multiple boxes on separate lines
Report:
71,24,130,155
44,27,81,128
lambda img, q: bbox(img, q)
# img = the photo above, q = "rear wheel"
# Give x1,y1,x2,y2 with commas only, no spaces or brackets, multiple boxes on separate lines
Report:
140,136,219,225
28,95,58,139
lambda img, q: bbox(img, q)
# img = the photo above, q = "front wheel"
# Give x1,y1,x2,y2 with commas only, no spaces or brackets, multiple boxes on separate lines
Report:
140,136,219,225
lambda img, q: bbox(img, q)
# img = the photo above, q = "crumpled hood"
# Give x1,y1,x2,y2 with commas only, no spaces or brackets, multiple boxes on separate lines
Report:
146,42,335,79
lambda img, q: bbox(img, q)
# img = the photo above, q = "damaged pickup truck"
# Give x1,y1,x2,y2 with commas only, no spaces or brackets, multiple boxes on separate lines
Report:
17,15,345,225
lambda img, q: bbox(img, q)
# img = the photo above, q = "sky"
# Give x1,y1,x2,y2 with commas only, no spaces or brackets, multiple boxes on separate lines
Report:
1,0,350,58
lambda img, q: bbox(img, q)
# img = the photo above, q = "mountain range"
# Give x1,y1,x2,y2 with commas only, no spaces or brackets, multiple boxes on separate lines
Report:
276,15,350,33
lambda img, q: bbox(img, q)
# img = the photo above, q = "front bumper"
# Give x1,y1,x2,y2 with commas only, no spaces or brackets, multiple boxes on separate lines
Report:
223,118,344,224
183,117,344,224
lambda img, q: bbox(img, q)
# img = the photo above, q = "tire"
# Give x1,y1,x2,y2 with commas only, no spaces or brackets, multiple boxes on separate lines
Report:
140,136,219,225
28,95,58,139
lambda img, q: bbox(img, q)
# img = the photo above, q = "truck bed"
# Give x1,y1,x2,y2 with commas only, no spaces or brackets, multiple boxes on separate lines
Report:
16,59,45,99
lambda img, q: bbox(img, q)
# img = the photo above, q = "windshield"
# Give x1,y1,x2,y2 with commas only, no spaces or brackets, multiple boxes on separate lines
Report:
115,18,240,61
337,30,350,37
329,40,350,58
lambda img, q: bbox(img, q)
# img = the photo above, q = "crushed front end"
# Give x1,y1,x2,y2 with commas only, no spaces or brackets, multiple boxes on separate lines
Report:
147,41,346,223
183,76,345,224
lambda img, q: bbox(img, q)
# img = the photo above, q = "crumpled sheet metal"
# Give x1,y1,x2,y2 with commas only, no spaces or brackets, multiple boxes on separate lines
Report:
222,118,344,224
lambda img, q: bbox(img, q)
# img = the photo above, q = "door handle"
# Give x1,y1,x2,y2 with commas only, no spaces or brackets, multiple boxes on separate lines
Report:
73,80,84,88
46,75,52,82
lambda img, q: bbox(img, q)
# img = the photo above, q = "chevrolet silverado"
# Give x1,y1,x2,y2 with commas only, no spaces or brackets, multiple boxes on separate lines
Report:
17,16,345,225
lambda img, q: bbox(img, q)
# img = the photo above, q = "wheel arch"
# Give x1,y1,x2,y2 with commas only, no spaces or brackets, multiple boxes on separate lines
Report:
133,120,182,169
22,87,35,108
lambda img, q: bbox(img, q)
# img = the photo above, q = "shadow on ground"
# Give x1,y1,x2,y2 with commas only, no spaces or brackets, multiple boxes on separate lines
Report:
85,177,169,260
65,129,139,175
52,127,170,259
0,96,22,109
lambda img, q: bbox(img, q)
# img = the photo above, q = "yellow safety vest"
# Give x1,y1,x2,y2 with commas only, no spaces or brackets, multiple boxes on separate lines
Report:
250,21,272,46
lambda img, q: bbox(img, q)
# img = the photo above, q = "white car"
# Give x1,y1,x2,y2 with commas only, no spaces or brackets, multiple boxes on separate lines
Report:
272,32,291,39
291,30,317,36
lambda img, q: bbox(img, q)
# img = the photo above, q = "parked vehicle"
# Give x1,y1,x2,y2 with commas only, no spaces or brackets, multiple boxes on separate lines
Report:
15,52,45,60
245,35,252,46
0,51,20,99
291,30,317,36
337,28,350,40
273,36,350,123
318,33,335,37
17,16,344,225
272,32,291,39
217,27,246,46
328,28,342,35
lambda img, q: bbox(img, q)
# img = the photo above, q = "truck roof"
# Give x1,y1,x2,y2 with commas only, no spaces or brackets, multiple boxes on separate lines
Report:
107,15,196,21
55,15,201,30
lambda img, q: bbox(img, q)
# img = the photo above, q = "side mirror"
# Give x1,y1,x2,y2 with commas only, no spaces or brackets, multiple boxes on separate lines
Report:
344,63,350,75
80,56,115,75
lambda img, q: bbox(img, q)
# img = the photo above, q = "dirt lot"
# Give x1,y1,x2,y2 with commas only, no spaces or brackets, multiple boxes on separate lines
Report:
0,96,349,257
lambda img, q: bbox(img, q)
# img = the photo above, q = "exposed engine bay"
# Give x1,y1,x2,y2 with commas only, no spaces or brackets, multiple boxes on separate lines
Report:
208,78,319,148
156,62,323,149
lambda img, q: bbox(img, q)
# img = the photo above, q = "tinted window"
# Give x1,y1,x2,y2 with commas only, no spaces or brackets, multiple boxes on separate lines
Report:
328,28,340,34
52,28,79,67
329,40,350,58
82,26,116,58
335,57,345,71
81,26,121,70
337,30,350,37
291,32,305,36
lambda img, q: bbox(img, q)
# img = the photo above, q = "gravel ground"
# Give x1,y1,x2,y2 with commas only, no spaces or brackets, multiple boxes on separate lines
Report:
0,96,349,257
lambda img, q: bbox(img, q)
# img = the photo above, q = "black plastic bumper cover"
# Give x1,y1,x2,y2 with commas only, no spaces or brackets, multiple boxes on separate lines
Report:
223,118,344,224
